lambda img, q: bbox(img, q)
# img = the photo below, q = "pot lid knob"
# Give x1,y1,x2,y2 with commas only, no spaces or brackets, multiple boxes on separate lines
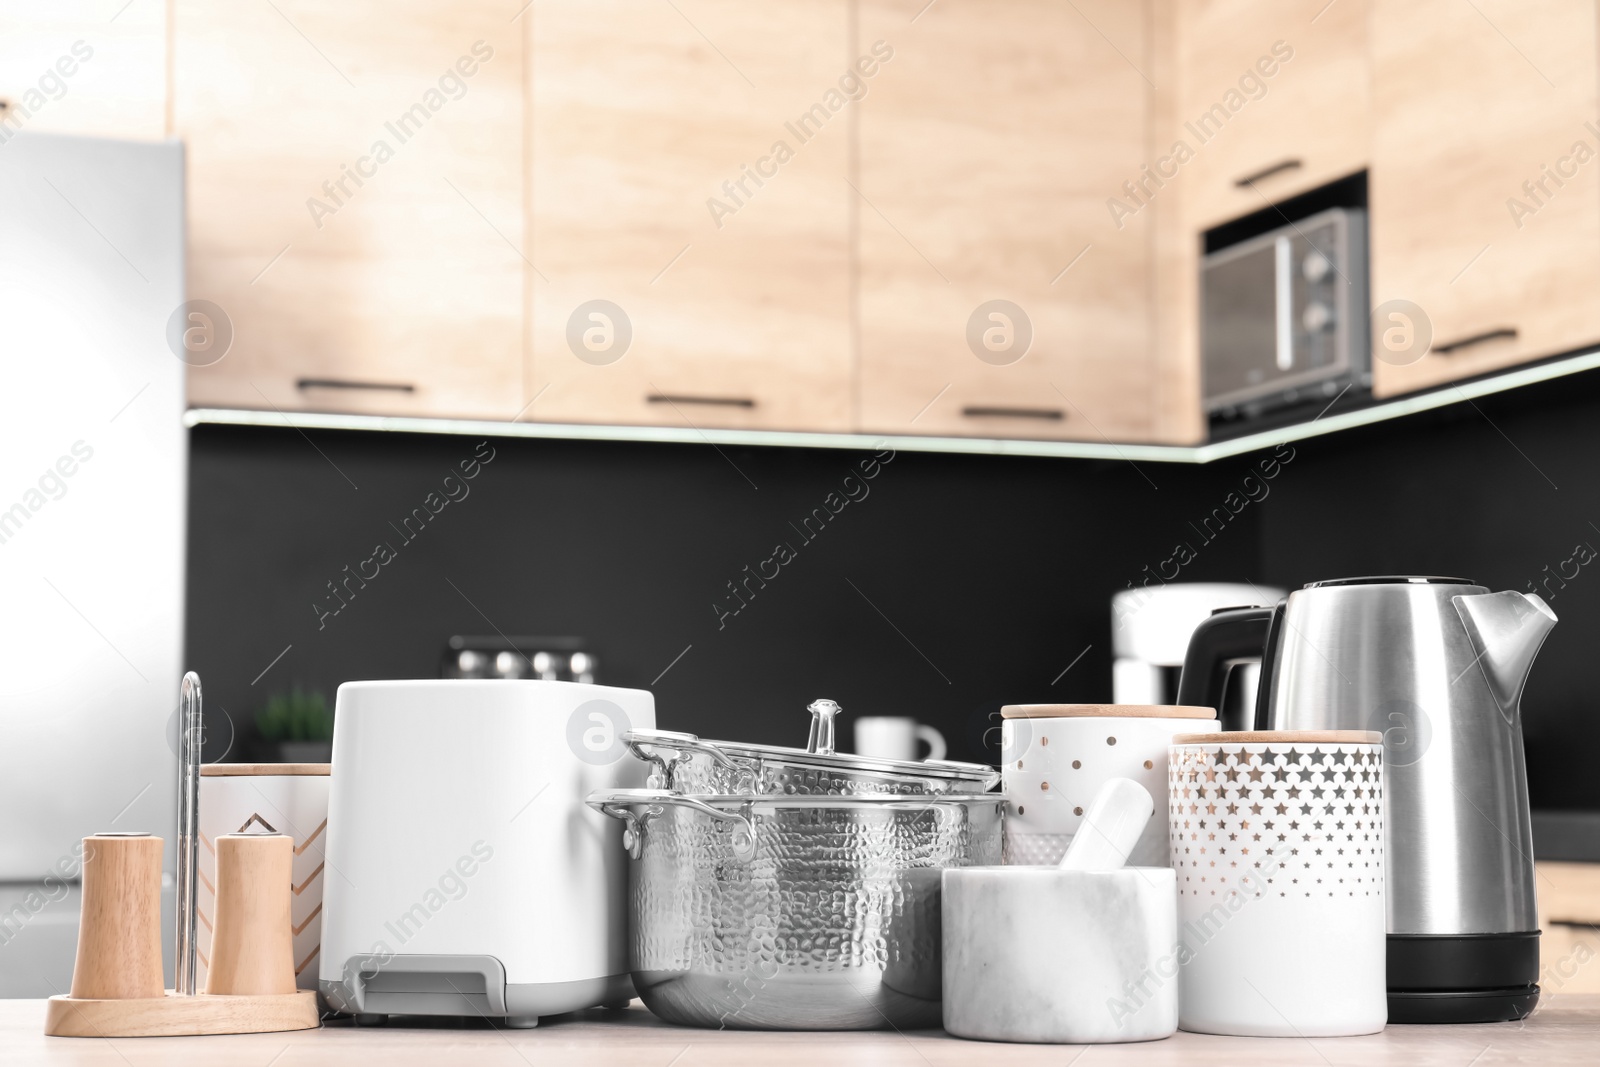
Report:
805,698,841,755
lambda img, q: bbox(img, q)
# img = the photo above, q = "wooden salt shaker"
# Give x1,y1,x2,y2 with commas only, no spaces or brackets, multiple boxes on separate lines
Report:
69,834,165,1000
206,834,296,996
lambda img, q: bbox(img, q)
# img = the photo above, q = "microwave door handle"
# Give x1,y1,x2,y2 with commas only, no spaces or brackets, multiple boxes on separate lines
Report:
1274,235,1294,371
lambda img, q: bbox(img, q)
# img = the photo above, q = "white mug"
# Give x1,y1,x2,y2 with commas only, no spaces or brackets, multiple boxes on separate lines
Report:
853,716,945,761
1001,704,1216,866
198,763,330,994
1169,731,1387,1037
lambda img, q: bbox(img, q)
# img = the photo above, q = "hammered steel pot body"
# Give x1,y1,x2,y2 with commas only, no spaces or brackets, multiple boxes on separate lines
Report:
593,791,1002,1030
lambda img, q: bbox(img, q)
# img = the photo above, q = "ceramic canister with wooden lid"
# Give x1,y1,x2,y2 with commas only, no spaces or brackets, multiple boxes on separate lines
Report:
1001,704,1216,866
1168,730,1386,1037
198,764,329,993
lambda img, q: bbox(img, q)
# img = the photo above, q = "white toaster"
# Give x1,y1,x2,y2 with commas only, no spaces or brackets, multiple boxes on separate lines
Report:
319,679,653,1027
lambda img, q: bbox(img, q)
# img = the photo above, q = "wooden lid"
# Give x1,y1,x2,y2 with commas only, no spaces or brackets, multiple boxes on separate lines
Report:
201,763,330,777
1001,704,1216,720
1172,730,1383,745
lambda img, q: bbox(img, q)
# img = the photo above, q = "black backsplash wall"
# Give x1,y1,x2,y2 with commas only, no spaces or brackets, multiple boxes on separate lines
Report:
187,367,1600,807
187,427,1259,766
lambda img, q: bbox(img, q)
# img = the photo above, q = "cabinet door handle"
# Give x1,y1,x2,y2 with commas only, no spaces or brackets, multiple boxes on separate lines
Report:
1234,159,1303,187
647,394,756,408
1432,328,1518,355
960,406,1065,421
297,378,416,393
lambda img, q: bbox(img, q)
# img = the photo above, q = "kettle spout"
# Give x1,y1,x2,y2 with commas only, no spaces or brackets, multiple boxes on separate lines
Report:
1452,591,1558,724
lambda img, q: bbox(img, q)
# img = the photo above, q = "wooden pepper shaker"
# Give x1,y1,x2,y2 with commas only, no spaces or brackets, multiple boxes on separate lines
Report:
205,834,296,996
69,833,165,1000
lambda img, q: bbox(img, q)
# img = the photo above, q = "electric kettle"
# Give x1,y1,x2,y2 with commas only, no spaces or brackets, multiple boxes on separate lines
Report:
1177,576,1557,1024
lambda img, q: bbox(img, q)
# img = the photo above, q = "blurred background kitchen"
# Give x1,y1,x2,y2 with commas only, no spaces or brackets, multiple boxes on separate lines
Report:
5,0,1600,994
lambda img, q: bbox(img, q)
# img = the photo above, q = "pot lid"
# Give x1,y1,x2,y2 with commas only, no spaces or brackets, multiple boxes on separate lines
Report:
591,787,1005,811
626,698,998,788
1304,575,1474,588
1001,704,1216,720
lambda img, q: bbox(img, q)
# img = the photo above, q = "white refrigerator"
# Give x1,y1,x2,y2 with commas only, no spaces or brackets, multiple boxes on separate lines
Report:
0,132,186,996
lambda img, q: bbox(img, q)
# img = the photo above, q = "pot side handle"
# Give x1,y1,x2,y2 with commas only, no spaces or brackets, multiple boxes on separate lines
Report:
587,789,757,861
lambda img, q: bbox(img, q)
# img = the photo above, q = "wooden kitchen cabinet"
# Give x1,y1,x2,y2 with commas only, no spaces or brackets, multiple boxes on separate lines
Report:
159,0,1600,438
1369,0,1600,398
528,0,854,432
176,1,527,420
855,0,1154,442
1537,862,1600,994
1175,0,1369,231
0,1,165,142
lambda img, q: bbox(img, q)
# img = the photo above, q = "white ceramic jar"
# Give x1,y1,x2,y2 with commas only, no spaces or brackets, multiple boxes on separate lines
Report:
1169,730,1387,1037
1001,705,1216,866
197,763,330,994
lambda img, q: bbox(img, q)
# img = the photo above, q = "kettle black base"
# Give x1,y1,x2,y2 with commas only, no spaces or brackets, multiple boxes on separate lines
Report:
1386,932,1540,1023
1388,988,1539,1024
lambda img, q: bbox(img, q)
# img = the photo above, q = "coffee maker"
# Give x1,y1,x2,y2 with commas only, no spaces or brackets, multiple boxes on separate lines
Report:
1112,582,1283,727
1178,576,1557,1023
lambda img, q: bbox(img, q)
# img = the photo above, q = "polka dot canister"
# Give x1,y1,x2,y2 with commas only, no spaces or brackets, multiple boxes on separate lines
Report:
1000,704,1216,866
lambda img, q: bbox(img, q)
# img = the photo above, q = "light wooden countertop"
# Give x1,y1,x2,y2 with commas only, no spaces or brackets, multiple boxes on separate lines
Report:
8,996,1600,1065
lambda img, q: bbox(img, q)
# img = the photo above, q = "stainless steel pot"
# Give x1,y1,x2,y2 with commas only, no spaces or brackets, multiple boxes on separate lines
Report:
623,698,999,797
588,787,1003,1030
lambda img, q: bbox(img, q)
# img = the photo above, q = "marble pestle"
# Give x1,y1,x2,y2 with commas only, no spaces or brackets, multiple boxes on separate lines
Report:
1057,778,1155,872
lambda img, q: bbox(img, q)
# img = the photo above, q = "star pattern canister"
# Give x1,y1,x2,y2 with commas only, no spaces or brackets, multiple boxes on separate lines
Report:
1168,731,1387,1037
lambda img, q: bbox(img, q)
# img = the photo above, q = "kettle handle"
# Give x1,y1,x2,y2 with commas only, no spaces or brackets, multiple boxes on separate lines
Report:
1176,605,1279,727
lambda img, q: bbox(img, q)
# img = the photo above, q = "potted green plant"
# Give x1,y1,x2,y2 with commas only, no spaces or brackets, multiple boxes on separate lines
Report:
257,689,334,764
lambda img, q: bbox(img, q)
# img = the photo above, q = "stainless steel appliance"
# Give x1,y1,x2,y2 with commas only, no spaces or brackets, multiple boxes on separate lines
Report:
1177,576,1557,1023
1201,207,1369,417
0,133,186,996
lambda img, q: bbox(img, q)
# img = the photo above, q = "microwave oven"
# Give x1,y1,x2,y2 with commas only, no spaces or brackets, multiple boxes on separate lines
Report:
1201,207,1369,417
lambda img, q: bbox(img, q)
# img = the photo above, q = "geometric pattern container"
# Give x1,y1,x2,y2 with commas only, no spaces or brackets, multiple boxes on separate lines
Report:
197,765,330,993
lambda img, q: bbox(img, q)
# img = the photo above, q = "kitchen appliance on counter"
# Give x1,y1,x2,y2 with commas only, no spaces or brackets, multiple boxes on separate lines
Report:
441,635,595,682
1113,583,1283,730
1201,207,1369,420
319,680,653,1027
591,699,1003,1030
1178,576,1558,1023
